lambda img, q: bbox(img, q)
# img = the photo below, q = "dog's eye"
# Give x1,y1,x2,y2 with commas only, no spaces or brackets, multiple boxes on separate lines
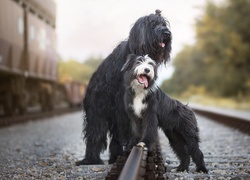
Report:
136,60,142,65
148,62,155,66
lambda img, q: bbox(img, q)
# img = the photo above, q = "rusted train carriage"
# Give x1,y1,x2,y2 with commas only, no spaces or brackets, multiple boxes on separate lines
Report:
0,0,84,116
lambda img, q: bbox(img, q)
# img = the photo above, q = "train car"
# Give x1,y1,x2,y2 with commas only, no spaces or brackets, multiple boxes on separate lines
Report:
0,0,84,116
0,0,28,115
64,81,86,107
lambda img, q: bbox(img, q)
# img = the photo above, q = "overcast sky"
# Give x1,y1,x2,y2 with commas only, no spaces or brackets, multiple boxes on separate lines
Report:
55,0,222,84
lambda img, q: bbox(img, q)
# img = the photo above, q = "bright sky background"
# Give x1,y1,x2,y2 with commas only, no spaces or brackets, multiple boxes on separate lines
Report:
55,0,222,84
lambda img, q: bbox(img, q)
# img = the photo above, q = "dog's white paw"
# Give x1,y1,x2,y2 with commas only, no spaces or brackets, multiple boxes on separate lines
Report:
137,142,146,147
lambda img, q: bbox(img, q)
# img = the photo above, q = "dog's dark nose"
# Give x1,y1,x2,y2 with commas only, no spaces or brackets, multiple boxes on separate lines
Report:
164,30,171,38
158,26,171,39
144,68,150,73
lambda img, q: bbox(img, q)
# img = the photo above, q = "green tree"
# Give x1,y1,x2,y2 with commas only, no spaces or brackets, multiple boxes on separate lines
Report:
84,56,103,70
195,1,250,96
58,57,103,83
161,0,250,98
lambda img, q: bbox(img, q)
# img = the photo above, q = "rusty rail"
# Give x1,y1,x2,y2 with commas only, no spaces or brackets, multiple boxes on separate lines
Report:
192,106,250,135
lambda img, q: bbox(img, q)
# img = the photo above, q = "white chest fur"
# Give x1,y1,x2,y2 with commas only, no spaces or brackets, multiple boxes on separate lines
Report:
132,90,148,118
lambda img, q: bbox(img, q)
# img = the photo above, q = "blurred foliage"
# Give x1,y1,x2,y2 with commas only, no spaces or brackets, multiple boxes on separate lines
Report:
161,0,250,100
58,57,102,83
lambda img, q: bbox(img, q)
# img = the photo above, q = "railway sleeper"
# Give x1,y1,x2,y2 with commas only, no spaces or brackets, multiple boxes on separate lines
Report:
106,142,166,180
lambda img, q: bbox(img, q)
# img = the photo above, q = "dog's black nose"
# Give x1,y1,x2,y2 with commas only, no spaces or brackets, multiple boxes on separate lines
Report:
164,30,171,38
144,68,150,73
158,27,171,39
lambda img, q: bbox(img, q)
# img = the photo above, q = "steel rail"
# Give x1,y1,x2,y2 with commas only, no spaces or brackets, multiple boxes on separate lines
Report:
106,141,166,180
192,106,250,135
118,146,146,180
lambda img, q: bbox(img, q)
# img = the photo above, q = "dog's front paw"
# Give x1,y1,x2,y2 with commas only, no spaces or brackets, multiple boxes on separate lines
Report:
176,165,189,172
196,166,208,173
136,142,146,147
75,158,104,166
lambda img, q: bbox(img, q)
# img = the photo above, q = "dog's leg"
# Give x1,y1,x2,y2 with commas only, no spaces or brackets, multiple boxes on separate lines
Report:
124,137,140,153
140,115,158,152
186,138,208,173
165,130,190,172
108,137,123,164
177,106,208,173
76,113,108,165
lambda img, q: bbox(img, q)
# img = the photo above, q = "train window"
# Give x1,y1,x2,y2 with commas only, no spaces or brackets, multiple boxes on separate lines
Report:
29,25,35,41
47,38,51,47
38,28,46,50
18,17,24,35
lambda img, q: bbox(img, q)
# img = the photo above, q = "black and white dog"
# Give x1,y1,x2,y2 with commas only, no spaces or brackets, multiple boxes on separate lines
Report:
76,10,208,173
121,54,159,152
118,54,208,173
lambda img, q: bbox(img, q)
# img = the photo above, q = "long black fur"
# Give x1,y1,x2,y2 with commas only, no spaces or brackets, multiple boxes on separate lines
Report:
156,89,207,173
76,10,171,165
76,10,208,173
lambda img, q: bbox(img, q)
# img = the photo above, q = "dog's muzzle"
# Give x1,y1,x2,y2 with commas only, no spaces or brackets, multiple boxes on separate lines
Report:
137,74,149,88
164,30,171,40
136,68,153,88
158,27,171,48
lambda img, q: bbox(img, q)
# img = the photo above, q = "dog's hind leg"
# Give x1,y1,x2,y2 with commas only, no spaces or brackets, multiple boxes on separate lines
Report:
186,138,208,173
165,130,190,172
76,114,108,165
174,107,208,173
177,106,208,173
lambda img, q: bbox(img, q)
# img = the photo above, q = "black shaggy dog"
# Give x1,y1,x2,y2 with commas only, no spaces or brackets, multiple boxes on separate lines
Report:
76,10,208,173
76,10,171,165
121,54,159,152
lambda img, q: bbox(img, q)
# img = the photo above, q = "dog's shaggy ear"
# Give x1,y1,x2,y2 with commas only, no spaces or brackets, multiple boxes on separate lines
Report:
121,54,137,72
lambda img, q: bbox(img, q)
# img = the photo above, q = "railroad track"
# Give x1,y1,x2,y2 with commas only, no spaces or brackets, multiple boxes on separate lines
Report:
106,142,166,180
0,107,249,179
192,105,250,135
0,106,81,127
104,106,250,179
